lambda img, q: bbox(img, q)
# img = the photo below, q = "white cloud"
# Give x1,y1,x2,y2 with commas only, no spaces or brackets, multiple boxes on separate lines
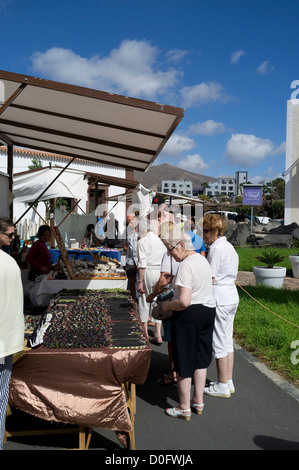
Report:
271,141,286,155
256,60,274,75
188,120,228,135
0,0,11,15
166,49,189,62
230,50,246,64
177,154,209,172
30,40,180,100
250,175,264,184
181,81,232,108
161,134,195,157
225,133,284,167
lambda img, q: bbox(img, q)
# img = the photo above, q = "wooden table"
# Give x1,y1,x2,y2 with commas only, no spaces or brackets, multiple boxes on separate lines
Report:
6,291,151,450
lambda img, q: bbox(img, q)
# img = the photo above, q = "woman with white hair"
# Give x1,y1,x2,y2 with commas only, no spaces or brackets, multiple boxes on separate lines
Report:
137,219,166,343
160,227,216,420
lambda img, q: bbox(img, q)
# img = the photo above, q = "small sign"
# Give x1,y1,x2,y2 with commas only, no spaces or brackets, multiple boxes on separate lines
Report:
243,184,263,206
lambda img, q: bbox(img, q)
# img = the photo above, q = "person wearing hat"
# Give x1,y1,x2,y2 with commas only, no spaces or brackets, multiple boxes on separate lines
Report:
148,194,174,235
185,220,206,257
176,212,188,230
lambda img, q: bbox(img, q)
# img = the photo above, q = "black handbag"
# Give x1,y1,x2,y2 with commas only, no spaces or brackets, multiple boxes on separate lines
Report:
151,287,174,320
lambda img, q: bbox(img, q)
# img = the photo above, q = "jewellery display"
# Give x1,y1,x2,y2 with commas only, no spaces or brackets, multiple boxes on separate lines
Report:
28,289,147,350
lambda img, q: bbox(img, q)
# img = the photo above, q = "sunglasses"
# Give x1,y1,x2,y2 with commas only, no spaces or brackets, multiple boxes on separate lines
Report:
167,241,181,252
1,231,15,239
203,229,211,234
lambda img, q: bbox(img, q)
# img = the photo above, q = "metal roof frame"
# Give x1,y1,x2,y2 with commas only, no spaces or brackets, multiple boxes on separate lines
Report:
0,70,184,172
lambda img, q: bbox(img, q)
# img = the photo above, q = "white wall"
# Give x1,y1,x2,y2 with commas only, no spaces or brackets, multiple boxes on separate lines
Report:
0,150,126,237
285,100,299,225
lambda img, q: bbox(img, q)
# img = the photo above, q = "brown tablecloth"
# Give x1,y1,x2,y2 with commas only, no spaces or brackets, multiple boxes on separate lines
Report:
9,345,151,433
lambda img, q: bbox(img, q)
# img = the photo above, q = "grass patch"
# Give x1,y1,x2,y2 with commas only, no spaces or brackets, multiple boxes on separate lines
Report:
235,246,298,275
234,285,299,386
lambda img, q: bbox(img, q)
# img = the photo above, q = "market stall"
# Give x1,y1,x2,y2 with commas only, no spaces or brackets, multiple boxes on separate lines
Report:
1,70,184,449
49,247,122,264
7,289,151,449
24,225,128,308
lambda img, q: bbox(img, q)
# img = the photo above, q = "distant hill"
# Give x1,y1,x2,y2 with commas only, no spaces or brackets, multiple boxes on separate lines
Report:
134,163,217,192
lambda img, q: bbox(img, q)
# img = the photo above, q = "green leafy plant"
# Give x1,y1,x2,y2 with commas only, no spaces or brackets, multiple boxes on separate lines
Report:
291,238,299,253
255,248,286,269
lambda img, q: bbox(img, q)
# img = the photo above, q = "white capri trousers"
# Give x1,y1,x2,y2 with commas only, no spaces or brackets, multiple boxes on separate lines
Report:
212,303,239,359
138,266,161,324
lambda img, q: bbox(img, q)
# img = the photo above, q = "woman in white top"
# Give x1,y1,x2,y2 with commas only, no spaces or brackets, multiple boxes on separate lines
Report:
202,213,239,398
0,217,25,449
161,228,216,420
137,220,166,342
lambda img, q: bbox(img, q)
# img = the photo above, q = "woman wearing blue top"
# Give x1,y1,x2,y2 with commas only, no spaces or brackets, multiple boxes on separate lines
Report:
185,220,206,256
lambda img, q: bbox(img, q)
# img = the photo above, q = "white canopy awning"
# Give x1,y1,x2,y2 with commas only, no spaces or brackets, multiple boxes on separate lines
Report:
13,167,88,203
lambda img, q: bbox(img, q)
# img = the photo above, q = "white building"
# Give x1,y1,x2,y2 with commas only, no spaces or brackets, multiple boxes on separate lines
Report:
204,171,248,198
205,177,235,197
0,146,129,244
235,171,248,196
161,179,193,196
285,98,299,224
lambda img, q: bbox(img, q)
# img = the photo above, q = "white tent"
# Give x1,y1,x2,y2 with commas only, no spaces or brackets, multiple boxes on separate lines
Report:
13,167,88,203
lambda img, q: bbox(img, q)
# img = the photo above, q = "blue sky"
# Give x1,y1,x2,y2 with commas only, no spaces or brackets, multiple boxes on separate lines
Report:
1,0,298,183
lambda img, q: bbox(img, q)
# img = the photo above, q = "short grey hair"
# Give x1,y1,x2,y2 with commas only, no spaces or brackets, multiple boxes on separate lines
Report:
160,223,194,250
137,217,156,238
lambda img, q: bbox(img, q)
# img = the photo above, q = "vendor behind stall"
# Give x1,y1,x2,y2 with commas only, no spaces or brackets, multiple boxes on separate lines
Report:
26,225,54,281
84,224,102,248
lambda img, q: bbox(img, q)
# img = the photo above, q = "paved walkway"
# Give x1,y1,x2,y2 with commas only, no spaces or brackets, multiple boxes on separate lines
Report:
4,271,299,451
5,334,299,451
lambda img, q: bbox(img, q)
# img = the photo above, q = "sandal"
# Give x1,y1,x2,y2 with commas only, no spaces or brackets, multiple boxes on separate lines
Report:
150,337,163,346
157,375,177,385
165,407,191,421
191,402,204,415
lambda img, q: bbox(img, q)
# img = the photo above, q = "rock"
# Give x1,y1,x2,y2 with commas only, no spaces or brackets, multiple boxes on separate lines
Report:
262,220,281,232
225,220,237,238
291,227,299,240
271,222,299,235
229,223,251,246
247,234,266,246
256,234,293,248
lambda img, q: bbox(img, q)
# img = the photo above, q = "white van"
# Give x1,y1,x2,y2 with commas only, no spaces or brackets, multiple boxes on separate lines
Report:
205,211,238,220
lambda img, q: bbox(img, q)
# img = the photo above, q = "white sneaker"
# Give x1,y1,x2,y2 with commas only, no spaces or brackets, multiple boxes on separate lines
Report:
206,381,235,394
204,382,231,398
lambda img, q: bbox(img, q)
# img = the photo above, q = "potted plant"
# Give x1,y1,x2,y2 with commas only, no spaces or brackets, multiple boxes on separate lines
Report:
253,247,287,288
289,239,299,278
